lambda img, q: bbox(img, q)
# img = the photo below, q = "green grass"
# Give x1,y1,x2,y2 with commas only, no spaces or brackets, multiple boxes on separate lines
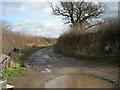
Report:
2,46,49,79
2,67,23,79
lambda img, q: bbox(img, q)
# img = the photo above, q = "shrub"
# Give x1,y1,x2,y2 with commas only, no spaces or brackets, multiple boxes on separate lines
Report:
55,18,120,56
2,30,56,55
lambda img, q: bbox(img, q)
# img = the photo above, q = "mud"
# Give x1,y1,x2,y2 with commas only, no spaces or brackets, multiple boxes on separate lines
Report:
9,47,119,88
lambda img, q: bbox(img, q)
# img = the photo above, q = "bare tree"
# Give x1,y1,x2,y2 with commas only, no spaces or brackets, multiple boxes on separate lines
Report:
50,1,105,29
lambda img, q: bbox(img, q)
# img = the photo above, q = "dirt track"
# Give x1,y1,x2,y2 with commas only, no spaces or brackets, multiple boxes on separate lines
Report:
9,47,119,88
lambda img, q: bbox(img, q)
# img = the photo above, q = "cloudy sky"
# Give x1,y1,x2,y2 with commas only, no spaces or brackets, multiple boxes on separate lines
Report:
0,0,119,38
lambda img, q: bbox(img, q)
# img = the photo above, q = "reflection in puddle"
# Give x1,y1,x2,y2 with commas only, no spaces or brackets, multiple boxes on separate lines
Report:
44,74,113,88
41,68,52,73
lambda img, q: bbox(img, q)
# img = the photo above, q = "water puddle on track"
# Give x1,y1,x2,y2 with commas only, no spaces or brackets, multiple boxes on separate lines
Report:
44,74,113,88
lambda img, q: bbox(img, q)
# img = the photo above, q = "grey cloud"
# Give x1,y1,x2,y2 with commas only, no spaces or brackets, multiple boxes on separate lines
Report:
12,19,68,38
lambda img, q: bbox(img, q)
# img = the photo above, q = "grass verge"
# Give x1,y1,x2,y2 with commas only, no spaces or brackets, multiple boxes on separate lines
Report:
55,49,119,67
2,67,23,79
2,46,49,79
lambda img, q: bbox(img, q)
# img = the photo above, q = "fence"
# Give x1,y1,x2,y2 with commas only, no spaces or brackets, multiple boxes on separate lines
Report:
0,54,10,73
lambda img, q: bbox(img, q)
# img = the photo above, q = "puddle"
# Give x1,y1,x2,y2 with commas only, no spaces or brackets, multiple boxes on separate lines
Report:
43,55,50,59
44,74,113,88
41,68,52,73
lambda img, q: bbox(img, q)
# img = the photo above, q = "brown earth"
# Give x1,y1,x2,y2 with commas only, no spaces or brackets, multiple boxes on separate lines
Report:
9,47,119,88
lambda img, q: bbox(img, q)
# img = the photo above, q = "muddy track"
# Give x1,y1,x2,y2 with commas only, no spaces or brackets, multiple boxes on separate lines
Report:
9,47,119,88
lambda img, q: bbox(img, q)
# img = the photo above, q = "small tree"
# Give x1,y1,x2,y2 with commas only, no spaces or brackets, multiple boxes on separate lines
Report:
50,1,105,29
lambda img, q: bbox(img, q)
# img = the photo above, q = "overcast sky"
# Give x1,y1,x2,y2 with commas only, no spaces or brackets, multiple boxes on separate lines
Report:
0,0,119,38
